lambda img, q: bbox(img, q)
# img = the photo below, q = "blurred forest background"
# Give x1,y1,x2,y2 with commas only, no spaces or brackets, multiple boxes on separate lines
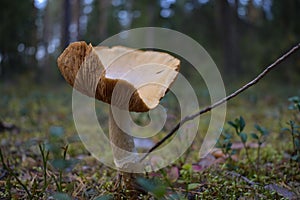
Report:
1,1,300,199
0,0,300,84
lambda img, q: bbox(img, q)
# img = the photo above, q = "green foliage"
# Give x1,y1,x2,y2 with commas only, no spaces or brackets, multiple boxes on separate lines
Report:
50,158,78,171
227,116,253,166
284,121,300,162
40,126,79,194
51,192,72,200
0,148,32,199
94,194,114,200
216,132,236,169
187,183,201,190
219,116,257,163
283,96,300,163
217,132,233,152
38,143,49,191
288,96,300,112
137,177,167,199
228,116,246,134
240,132,248,144
252,124,269,175
219,117,271,172
49,126,65,138
180,163,193,183
250,132,259,140
45,129,79,192
1,81,300,199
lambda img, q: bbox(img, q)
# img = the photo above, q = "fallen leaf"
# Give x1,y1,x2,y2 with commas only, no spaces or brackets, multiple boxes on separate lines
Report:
195,154,216,171
231,142,266,149
211,149,225,158
167,166,179,182
192,164,203,172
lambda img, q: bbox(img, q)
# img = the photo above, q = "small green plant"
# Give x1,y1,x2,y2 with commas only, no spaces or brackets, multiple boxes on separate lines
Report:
159,168,176,193
216,131,237,169
46,126,79,193
50,145,70,192
38,143,50,191
180,163,193,184
0,148,32,199
219,117,269,172
136,177,167,199
284,96,300,163
288,96,300,113
94,194,114,200
283,121,300,162
228,116,253,167
250,124,269,178
179,163,198,196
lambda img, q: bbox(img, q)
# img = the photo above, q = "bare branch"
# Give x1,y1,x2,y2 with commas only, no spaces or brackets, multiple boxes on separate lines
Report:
141,42,300,161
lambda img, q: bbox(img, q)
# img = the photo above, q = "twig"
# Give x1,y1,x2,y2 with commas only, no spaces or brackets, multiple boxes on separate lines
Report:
141,42,300,161
225,171,258,186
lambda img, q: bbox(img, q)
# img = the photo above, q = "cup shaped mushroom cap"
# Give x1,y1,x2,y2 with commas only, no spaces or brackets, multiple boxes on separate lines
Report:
57,41,180,112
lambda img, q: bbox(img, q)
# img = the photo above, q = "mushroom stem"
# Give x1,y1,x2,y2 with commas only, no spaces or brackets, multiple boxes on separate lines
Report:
109,106,137,167
109,106,140,190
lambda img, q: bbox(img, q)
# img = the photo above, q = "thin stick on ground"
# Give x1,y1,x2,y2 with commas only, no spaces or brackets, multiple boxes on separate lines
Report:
141,42,300,161
225,171,258,186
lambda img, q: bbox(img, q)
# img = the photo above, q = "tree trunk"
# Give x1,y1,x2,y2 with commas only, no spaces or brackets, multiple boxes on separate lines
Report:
62,0,71,49
98,0,110,41
216,0,241,76
72,0,81,41
40,2,51,81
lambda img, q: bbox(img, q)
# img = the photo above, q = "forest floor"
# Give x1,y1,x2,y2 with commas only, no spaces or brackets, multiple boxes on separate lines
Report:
0,78,300,199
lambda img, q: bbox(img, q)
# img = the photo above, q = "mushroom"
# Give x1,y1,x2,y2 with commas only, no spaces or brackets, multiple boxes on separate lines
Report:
57,41,180,189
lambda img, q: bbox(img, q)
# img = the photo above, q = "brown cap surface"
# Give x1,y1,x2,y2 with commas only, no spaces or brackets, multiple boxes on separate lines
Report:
57,41,180,112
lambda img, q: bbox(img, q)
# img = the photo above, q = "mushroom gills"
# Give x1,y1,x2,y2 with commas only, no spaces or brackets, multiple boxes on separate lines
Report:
94,46,180,111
